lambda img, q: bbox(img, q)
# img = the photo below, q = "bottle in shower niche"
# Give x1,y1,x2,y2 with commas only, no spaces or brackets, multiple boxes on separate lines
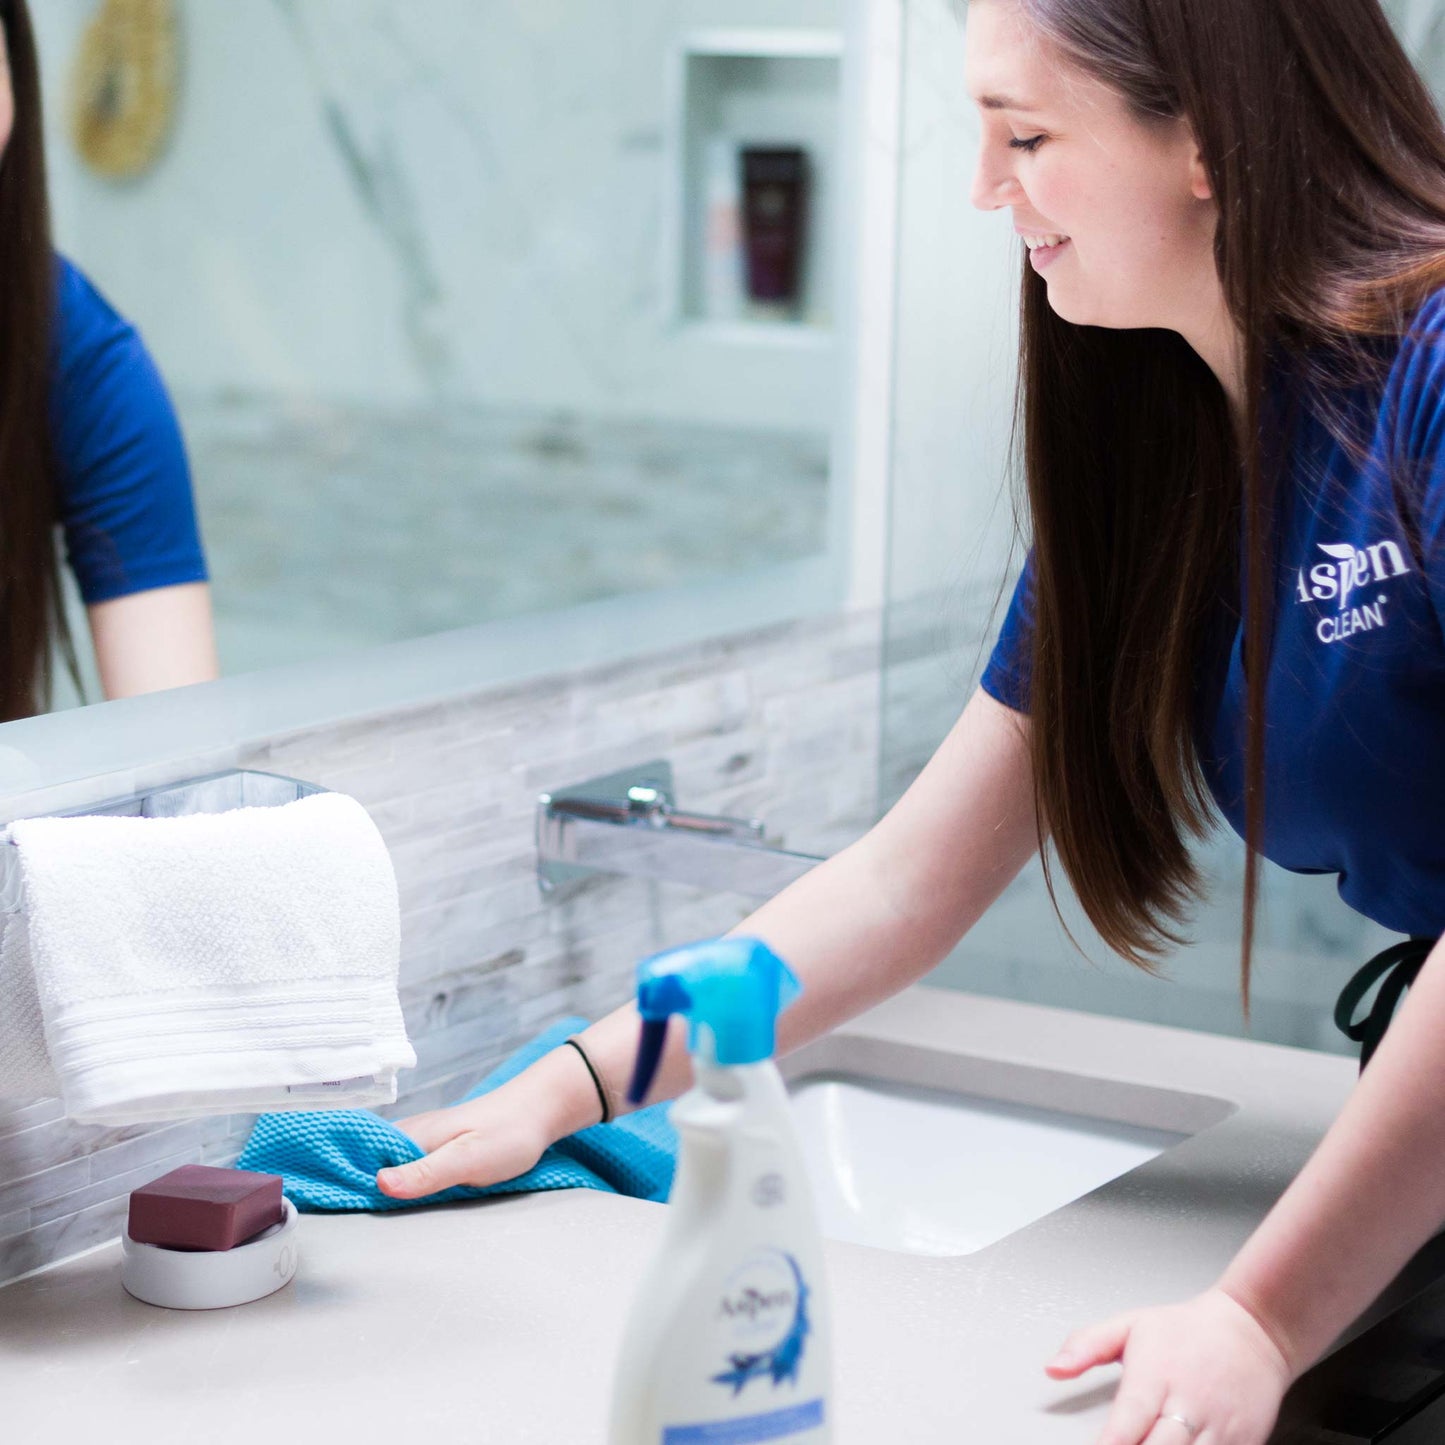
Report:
740,146,809,319
701,136,745,321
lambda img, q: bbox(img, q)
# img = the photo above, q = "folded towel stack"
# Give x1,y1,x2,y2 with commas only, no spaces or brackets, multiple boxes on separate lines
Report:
0,792,416,1124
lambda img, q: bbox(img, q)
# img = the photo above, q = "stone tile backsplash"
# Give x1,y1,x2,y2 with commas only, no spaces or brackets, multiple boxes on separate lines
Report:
0,608,881,1285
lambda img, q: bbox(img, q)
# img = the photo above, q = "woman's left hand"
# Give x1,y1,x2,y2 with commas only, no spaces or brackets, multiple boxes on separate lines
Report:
1046,1286,1296,1445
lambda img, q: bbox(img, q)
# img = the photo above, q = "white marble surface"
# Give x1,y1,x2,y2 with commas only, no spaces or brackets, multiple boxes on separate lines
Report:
182,395,828,674
35,0,842,431
0,986,1378,1443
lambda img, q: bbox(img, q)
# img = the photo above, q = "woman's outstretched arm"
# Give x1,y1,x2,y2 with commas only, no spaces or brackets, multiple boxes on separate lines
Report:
379,685,1039,1198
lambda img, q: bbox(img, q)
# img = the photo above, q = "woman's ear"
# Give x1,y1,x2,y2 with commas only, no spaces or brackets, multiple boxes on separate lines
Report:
1189,145,1214,201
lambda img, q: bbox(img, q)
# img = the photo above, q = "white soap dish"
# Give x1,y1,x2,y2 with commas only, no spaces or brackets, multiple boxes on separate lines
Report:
121,1197,300,1310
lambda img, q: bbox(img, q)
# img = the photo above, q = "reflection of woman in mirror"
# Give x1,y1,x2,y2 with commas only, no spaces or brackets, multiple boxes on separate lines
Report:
0,0,216,720
373,2,1445,1441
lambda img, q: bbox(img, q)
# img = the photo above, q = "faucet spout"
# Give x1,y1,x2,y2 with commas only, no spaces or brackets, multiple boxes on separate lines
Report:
537,761,822,899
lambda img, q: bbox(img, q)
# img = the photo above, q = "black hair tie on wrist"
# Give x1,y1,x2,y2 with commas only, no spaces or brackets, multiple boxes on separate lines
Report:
1335,937,1438,1072
563,1037,612,1125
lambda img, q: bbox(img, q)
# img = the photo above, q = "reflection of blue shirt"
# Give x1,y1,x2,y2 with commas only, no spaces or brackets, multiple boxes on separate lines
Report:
50,256,208,605
982,293,1445,939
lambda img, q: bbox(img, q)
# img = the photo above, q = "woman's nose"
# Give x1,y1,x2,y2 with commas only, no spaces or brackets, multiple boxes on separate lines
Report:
970,151,1021,211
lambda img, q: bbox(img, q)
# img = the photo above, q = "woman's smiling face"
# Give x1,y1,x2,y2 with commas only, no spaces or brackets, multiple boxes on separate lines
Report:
964,0,1220,334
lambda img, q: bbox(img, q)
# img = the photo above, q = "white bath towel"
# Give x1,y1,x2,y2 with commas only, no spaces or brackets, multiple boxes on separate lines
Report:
0,913,60,1100
0,792,416,1123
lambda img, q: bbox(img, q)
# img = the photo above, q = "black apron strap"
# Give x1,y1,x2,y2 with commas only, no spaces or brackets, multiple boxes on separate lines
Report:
1334,936,1439,1072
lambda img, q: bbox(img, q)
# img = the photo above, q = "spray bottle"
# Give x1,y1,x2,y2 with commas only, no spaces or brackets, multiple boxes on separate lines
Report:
609,936,831,1444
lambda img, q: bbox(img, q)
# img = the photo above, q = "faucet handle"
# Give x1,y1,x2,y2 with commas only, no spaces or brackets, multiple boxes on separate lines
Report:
626,784,672,825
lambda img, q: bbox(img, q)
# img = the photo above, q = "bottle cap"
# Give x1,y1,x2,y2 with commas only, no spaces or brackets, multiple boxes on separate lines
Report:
626,936,801,1105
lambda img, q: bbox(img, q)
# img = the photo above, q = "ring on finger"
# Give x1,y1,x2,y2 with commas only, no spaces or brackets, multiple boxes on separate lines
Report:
1158,1412,1199,1438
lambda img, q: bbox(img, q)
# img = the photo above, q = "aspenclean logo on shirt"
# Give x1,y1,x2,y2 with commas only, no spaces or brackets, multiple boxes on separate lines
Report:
1293,538,1413,644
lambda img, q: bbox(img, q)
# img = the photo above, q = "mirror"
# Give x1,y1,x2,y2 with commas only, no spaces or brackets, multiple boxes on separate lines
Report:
25,0,849,716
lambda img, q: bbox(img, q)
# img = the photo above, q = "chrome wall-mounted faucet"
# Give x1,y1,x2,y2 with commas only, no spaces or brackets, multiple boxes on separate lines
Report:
536,761,823,899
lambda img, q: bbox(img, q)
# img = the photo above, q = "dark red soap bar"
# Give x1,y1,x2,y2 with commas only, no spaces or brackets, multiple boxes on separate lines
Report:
128,1164,284,1251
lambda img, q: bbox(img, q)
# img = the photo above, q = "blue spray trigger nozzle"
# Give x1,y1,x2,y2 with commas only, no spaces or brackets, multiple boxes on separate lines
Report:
624,937,802,1106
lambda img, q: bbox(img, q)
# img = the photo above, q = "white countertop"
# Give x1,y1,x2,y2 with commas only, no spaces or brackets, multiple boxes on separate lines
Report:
0,987,1397,1443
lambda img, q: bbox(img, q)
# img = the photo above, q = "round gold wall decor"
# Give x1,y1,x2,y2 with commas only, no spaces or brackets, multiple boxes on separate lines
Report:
68,0,179,182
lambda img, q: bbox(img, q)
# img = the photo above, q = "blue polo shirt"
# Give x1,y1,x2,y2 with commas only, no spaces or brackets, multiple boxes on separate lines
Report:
50,256,208,605
981,292,1445,939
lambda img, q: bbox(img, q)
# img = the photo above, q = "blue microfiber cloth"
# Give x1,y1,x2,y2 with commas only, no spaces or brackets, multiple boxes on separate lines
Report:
235,1016,676,1211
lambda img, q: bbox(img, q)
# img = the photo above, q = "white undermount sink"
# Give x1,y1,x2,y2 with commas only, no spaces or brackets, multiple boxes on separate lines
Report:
786,1065,1227,1257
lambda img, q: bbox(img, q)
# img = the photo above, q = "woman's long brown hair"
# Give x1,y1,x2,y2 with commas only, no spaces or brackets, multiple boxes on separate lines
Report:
1010,0,1445,1009
0,0,73,719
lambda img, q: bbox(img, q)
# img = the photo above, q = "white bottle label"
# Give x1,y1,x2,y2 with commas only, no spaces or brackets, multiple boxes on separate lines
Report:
662,1399,824,1444
660,1248,825,1443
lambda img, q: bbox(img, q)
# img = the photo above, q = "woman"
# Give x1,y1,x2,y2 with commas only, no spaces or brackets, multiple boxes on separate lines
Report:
0,0,216,719
379,1,1445,1440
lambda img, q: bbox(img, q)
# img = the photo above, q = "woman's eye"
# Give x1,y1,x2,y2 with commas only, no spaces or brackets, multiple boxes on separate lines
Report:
1009,135,1046,154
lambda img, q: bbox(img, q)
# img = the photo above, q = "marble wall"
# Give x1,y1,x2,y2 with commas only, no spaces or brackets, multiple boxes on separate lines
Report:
164,399,829,679
0,604,882,1286
33,0,842,431
30,1,854,682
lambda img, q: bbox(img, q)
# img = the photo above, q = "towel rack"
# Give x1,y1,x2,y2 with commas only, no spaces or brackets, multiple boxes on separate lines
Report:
0,769,325,914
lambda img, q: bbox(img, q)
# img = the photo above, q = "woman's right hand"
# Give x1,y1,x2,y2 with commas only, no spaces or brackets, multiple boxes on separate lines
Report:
375,1080,555,1199
376,1020,638,1200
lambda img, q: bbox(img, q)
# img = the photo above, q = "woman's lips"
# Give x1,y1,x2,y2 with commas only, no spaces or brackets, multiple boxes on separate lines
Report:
1028,237,1071,271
